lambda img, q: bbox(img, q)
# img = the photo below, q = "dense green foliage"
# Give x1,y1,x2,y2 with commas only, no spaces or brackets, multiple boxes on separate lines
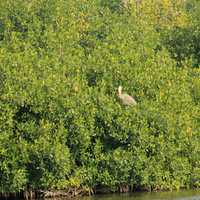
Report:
162,0,200,67
0,0,200,194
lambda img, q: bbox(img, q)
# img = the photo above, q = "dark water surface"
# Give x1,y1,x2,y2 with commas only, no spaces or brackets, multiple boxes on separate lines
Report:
80,190,200,200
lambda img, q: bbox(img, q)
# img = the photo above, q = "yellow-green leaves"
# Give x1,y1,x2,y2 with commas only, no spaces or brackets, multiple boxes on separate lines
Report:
0,0,199,194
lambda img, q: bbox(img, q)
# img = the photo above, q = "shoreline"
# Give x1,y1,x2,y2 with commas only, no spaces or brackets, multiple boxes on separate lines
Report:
1,186,199,200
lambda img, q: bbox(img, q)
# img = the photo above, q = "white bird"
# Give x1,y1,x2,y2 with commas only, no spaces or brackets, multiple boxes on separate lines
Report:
117,86,137,106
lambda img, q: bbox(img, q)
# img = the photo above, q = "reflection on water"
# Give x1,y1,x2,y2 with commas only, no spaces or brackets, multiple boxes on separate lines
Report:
79,190,200,200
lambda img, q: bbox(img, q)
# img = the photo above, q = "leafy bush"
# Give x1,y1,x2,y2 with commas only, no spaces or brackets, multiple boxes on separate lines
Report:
0,0,199,194
161,1,200,67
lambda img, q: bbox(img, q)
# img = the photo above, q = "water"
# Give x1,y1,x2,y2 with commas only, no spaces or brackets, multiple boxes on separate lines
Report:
80,190,200,200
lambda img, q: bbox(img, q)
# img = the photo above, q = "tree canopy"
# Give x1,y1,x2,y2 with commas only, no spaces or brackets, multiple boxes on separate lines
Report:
0,0,200,196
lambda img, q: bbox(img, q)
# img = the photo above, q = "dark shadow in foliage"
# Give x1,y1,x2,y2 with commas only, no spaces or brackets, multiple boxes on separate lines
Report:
4,8,30,41
89,28,109,41
79,36,96,56
14,104,40,124
111,115,133,147
185,1,196,12
0,20,5,41
26,153,43,189
162,26,200,68
9,14,28,35
86,69,104,87
63,110,83,166
94,114,116,151
162,27,194,66
13,104,41,143
79,26,109,56
94,114,133,152
0,68,6,95
190,81,200,105
146,112,168,137
100,0,124,13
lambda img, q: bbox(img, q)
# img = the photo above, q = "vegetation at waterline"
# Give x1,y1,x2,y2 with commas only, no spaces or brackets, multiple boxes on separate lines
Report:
0,0,200,197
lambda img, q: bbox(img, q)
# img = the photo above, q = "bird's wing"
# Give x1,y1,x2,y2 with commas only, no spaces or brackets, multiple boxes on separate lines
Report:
121,94,137,105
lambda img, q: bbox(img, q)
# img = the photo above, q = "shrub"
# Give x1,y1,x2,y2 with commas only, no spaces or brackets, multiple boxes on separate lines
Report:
0,0,199,194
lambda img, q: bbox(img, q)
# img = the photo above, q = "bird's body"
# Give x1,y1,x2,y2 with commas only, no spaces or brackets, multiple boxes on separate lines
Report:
118,86,137,106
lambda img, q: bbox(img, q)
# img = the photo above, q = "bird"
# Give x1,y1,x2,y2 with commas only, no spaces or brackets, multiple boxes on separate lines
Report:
117,86,137,106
